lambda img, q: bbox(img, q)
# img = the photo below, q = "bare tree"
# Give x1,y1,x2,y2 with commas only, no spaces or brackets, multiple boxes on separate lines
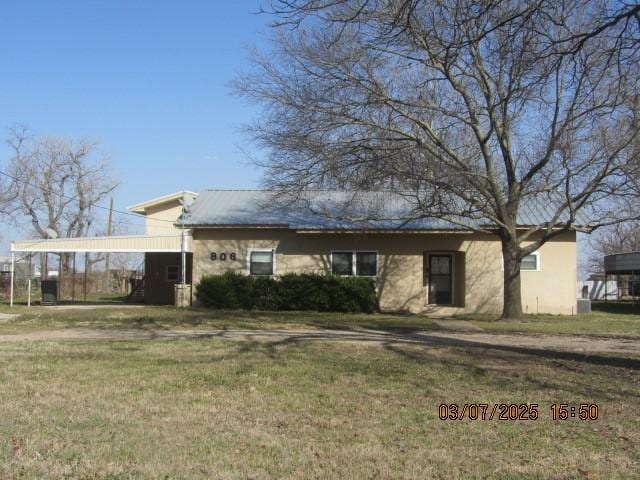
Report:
236,0,640,319
5,127,118,269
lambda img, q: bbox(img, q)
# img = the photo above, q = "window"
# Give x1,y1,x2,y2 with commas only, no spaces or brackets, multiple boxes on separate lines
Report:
501,252,540,271
249,250,274,276
331,251,377,277
520,253,539,271
166,265,179,282
356,252,377,276
428,254,452,305
331,252,353,275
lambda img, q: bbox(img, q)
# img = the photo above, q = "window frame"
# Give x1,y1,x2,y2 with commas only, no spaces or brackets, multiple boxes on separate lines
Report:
427,253,455,306
247,248,276,276
330,250,378,277
166,265,180,282
519,252,541,271
500,251,541,272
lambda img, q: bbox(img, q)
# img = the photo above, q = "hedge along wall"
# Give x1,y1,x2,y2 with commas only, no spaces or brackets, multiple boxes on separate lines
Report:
195,272,378,313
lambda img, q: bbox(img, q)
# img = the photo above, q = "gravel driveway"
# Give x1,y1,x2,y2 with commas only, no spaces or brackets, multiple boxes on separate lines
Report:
0,327,638,359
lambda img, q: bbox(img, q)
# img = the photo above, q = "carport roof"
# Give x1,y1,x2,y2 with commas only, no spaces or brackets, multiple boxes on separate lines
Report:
11,233,191,253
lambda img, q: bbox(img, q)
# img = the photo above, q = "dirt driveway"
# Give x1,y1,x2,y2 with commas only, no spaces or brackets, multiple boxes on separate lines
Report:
0,327,638,364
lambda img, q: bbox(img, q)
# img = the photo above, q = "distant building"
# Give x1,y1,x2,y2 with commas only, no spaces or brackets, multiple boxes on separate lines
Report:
603,252,640,298
577,274,618,300
0,255,39,279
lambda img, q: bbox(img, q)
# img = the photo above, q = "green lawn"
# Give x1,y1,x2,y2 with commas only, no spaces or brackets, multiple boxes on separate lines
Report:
459,310,640,337
0,305,443,334
0,335,638,478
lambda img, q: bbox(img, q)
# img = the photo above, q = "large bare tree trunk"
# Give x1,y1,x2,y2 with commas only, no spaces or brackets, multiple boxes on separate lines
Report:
236,0,640,319
501,239,523,320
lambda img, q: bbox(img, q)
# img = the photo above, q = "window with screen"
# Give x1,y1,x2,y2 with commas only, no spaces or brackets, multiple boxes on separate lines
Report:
166,265,179,282
520,254,539,271
331,252,353,275
331,251,377,276
249,250,274,276
356,252,377,276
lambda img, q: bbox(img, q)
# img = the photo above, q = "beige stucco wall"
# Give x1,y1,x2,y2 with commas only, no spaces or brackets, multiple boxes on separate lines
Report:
144,200,185,235
191,229,577,315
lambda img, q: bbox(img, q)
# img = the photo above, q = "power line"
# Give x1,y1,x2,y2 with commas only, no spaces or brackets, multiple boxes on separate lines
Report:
0,169,176,224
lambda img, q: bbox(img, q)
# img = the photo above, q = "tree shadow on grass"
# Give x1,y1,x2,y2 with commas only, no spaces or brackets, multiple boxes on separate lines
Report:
160,330,639,400
159,328,640,372
381,342,640,400
84,308,440,334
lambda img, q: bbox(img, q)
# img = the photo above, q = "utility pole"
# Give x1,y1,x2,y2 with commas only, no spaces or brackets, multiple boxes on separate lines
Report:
104,196,113,293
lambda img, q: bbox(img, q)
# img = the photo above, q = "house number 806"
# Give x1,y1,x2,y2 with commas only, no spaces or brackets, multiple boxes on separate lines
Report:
210,252,236,261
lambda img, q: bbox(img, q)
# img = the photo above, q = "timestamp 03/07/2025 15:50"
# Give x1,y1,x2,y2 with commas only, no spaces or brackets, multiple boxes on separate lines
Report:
438,403,600,421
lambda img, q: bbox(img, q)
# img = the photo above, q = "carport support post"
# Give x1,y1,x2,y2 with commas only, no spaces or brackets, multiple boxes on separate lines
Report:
181,229,186,287
9,251,15,308
72,253,76,303
58,253,63,301
83,252,88,302
27,254,32,307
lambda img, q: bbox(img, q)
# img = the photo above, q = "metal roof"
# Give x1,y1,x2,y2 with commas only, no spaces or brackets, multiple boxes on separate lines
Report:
604,251,640,274
11,234,190,253
176,190,589,231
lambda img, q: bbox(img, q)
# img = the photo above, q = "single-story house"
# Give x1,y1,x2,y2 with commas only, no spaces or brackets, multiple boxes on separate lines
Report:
176,190,578,315
10,189,579,314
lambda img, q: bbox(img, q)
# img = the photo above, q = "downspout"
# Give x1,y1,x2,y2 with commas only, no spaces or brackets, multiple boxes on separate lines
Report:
181,228,186,287
9,248,15,308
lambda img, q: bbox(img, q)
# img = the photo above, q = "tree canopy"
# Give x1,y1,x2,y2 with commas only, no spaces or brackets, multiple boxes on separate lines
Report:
237,0,640,318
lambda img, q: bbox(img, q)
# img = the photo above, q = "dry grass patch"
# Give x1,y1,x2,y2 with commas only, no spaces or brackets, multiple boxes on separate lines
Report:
0,336,638,479
0,306,441,334
461,310,640,337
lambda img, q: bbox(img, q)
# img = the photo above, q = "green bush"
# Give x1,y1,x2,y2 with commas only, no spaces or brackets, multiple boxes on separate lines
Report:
195,272,377,313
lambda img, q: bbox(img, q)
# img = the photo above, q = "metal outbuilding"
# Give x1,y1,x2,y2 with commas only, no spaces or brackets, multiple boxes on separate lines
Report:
603,251,640,301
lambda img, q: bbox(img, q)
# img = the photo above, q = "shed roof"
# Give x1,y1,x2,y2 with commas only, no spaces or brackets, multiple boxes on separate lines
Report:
176,189,589,231
604,251,640,274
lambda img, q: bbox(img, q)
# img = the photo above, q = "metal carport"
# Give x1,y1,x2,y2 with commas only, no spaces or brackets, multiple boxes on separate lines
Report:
8,232,192,307
603,251,640,303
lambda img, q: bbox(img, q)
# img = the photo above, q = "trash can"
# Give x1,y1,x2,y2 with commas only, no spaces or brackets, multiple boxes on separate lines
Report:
41,280,58,305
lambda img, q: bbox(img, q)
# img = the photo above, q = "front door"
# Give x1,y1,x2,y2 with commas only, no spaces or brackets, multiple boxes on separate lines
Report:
428,254,452,305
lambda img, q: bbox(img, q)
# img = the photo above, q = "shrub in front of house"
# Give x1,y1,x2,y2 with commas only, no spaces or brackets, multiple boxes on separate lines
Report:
195,272,377,313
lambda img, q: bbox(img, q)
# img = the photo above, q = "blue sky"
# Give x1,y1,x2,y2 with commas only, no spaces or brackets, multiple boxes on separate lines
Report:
0,1,269,244
0,1,592,273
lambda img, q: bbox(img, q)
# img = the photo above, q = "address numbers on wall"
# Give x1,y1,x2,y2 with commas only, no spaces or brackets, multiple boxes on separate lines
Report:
210,252,237,261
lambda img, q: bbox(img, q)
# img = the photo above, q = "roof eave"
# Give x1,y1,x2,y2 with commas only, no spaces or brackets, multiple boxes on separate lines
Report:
128,191,199,213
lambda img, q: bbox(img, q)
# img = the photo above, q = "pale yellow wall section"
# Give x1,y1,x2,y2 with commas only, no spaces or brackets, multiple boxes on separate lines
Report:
192,229,577,315
144,200,185,235
128,191,197,235
520,233,577,315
